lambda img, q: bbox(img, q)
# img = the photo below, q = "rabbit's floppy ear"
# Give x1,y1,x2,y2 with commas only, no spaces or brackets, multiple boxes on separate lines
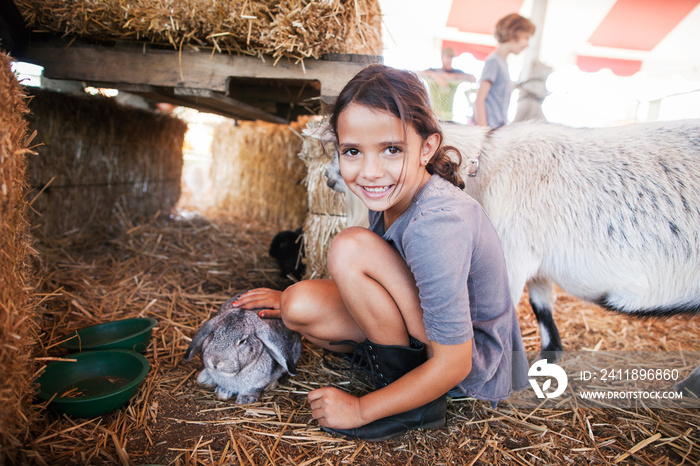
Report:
185,314,220,360
256,323,298,376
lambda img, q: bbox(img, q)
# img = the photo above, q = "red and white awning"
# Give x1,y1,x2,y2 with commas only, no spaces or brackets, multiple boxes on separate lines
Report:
441,0,700,78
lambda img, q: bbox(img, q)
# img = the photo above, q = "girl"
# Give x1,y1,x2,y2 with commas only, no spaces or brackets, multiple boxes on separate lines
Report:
235,64,529,441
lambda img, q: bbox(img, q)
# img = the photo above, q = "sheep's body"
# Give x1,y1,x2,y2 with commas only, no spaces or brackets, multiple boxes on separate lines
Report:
443,119,700,394
443,119,700,318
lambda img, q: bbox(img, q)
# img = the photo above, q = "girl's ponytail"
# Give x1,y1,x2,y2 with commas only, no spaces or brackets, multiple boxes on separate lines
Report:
427,145,465,190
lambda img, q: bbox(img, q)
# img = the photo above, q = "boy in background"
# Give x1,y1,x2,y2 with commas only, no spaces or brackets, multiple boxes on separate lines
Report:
474,13,535,128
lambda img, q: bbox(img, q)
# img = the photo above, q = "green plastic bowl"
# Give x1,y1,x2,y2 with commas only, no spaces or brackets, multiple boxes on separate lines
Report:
59,317,157,353
36,349,151,417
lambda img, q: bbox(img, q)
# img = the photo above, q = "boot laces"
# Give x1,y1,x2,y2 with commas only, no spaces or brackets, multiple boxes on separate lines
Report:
324,340,380,381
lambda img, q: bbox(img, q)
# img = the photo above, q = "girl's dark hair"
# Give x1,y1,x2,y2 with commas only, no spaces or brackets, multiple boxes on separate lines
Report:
329,64,465,190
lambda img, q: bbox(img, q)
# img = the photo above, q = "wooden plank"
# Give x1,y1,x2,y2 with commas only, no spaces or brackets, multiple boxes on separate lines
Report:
23,39,382,98
108,83,287,123
173,88,288,123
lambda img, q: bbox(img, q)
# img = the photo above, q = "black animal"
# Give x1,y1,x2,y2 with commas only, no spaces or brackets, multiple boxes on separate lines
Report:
269,228,305,280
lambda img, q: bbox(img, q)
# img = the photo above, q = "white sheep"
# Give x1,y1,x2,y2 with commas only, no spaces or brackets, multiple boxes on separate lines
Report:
446,118,700,395
322,118,700,395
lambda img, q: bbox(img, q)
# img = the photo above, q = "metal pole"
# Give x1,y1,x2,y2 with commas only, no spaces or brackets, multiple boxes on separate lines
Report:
521,0,548,81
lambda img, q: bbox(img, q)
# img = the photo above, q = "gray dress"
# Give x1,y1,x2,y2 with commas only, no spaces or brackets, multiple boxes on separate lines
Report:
369,175,529,402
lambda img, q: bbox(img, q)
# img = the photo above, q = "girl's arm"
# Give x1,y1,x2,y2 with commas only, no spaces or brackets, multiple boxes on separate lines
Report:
309,339,472,429
473,81,491,126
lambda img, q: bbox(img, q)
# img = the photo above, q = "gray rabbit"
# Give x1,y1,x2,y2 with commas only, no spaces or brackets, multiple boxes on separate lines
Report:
185,293,302,404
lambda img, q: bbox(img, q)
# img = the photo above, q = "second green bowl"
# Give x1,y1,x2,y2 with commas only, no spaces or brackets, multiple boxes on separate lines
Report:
59,317,157,353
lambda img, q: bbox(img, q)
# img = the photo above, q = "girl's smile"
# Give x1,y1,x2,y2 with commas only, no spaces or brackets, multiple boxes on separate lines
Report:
363,185,393,196
336,103,438,227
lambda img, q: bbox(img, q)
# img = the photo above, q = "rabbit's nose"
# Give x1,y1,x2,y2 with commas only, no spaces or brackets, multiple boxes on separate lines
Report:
206,355,222,369
209,356,235,373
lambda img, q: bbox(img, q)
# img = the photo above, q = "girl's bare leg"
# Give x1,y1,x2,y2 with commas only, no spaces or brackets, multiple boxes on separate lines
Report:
280,279,365,352
281,227,427,351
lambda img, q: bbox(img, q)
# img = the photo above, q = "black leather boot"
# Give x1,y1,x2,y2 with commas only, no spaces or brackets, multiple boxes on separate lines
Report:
322,396,446,442
321,338,447,441
328,337,425,388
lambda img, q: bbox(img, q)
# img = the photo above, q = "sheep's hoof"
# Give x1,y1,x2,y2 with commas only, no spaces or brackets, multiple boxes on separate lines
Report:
539,349,564,364
674,366,700,397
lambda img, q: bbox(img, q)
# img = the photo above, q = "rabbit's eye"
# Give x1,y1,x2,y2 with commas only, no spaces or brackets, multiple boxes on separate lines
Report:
238,337,248,346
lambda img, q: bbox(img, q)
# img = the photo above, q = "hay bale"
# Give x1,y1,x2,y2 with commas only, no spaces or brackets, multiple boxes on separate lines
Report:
15,0,382,61
26,88,187,235
209,117,310,229
297,117,347,279
0,52,38,464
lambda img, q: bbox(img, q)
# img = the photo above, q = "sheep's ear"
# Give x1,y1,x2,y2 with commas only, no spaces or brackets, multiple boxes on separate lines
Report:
301,119,334,143
185,316,219,360
256,324,298,376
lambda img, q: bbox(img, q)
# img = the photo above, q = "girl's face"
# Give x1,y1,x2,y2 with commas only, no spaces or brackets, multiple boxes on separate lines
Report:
336,103,438,228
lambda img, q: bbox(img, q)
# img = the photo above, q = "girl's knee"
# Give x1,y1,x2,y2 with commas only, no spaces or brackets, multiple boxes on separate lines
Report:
329,227,368,253
279,281,313,331
327,227,377,274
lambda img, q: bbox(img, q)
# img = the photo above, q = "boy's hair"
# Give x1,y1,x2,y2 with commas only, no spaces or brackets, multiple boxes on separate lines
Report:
494,13,536,44
329,64,465,189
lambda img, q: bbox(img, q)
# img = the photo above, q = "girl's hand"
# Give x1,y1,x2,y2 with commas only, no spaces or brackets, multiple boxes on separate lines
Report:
233,288,282,318
308,387,365,429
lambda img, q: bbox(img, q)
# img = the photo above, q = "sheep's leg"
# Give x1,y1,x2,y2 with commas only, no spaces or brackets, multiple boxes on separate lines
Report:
674,364,700,397
527,277,563,363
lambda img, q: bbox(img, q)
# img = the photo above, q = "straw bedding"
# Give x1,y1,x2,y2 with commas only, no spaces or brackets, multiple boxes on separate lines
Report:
25,88,187,236
17,204,699,464
0,51,39,464
15,0,382,62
